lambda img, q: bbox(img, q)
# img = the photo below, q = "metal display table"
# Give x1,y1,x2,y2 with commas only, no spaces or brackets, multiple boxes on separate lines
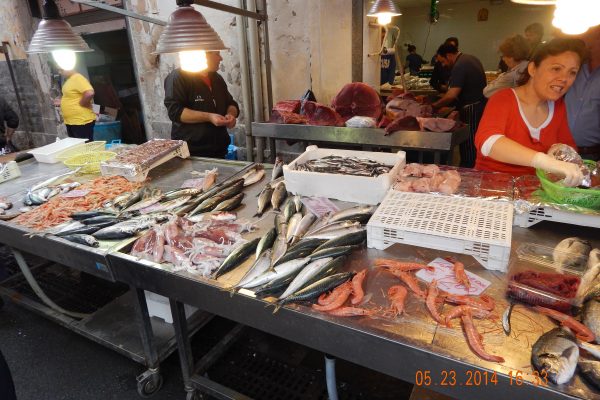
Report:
0,157,251,397
251,122,469,165
107,167,600,400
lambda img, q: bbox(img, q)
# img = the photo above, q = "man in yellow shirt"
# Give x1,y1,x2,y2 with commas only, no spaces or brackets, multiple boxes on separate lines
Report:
59,69,96,140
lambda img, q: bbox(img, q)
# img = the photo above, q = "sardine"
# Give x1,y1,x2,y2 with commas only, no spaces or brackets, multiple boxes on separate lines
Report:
553,237,592,272
256,227,277,260
122,193,163,213
212,237,260,279
213,193,245,212
271,157,284,181
278,271,355,307
271,182,287,211
286,213,302,243
28,167,81,193
305,220,359,237
235,249,272,289
531,328,579,385
255,186,274,217
579,359,600,389
312,229,366,251
188,179,244,216
60,234,99,247
118,190,144,211
144,195,193,214
304,226,365,241
279,257,333,300
289,213,317,245
329,205,377,224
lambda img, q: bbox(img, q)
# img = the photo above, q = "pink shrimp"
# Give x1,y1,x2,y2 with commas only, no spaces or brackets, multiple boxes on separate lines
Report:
386,285,408,317
388,270,426,298
426,280,446,325
374,258,434,272
444,293,495,311
445,305,495,327
446,257,470,290
461,310,505,363
534,306,595,342
350,269,367,305
326,307,376,317
312,282,353,311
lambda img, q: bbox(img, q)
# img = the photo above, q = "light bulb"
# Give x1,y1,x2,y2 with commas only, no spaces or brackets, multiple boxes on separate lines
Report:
52,49,76,70
553,0,600,35
179,50,208,73
376,13,394,26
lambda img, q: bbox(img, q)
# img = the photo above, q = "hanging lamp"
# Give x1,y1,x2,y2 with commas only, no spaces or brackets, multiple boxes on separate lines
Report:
367,0,402,26
27,0,92,70
155,0,227,72
510,0,556,4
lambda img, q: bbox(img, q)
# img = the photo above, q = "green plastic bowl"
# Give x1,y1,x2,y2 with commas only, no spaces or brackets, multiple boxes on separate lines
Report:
536,160,600,210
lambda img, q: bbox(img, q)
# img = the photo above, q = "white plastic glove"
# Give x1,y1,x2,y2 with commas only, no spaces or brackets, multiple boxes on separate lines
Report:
531,152,583,187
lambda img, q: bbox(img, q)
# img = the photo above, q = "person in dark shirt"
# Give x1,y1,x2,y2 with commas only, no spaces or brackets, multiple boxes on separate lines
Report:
164,51,239,158
405,45,424,75
432,43,487,167
380,47,397,85
0,96,19,153
429,37,458,93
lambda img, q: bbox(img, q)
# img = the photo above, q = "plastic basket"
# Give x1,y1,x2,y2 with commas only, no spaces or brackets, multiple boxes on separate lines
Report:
64,151,116,174
537,160,600,210
0,161,21,184
367,191,513,272
55,141,107,161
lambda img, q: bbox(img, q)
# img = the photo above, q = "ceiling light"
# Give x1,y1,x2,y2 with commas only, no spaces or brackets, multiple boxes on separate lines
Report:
155,0,226,72
367,0,402,26
510,0,556,4
552,0,600,35
27,0,92,70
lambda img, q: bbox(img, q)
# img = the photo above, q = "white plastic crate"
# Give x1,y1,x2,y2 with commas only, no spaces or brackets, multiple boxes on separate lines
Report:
0,161,21,184
28,138,88,163
144,291,197,324
513,206,600,229
283,145,406,205
367,191,514,272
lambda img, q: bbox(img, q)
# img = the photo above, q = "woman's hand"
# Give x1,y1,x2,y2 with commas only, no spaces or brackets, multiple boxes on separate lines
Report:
531,152,584,187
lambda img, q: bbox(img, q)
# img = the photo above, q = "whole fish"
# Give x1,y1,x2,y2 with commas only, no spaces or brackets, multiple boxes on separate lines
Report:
304,226,365,241
553,237,591,272
292,195,303,213
312,229,366,251
577,249,600,303
92,224,141,240
142,195,192,214
56,221,118,236
80,215,122,225
282,199,296,222
579,360,600,389
274,247,314,267
271,157,284,181
306,220,360,237
270,235,288,268
118,190,144,211
0,201,13,210
242,166,265,187
162,188,202,201
213,193,245,212
70,210,116,220
583,298,600,341
502,302,514,336
329,205,377,224
278,271,355,307
235,249,272,289
189,179,245,216
287,238,327,254
28,167,81,193
212,237,260,279
243,257,311,290
279,257,333,300
254,276,296,298
531,328,579,385
286,213,303,243
274,213,288,237
60,234,99,248
290,213,317,245
271,182,287,211
578,341,600,360
309,245,354,261
255,186,274,217
122,193,163,213
256,227,277,260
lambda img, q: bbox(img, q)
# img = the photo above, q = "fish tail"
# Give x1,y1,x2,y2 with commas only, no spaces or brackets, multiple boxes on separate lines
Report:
253,212,262,218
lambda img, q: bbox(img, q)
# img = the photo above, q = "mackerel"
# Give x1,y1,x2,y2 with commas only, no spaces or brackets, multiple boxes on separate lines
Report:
282,199,296,222
212,237,260,279
271,157,284,181
278,271,355,307
142,195,192,214
274,247,314,267
256,227,277,260
293,195,303,214
312,229,366,250
286,213,302,243
242,257,311,289
305,226,365,241
310,245,354,260
255,186,274,217
235,249,272,289
270,235,288,268
306,220,360,236
287,238,327,254
56,221,117,236
61,234,99,248
290,213,317,245
270,182,287,211
329,205,377,223
279,257,333,300
162,188,202,201
213,193,245,212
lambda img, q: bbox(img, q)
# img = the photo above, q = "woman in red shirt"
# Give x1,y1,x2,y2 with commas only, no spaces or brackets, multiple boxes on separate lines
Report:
474,38,587,186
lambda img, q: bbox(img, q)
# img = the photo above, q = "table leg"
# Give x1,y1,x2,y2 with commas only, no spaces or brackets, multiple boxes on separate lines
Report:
255,137,264,163
268,138,276,163
434,151,441,165
170,298,197,399
133,288,163,397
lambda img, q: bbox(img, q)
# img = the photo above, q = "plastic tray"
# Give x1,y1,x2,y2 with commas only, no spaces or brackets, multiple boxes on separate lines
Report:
283,145,406,205
64,151,117,174
0,161,21,184
506,242,585,312
55,141,107,161
513,206,600,228
28,138,88,163
100,141,190,182
537,160,600,210
367,190,513,272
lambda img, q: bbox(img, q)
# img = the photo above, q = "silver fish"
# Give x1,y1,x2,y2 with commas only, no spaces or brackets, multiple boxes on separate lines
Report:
577,249,600,304
579,359,600,389
553,237,592,272
271,182,287,211
304,226,365,241
306,220,359,236
243,167,265,187
290,213,317,245
255,186,274,217
122,193,163,213
61,234,99,247
0,202,12,210
143,195,192,214
28,167,81,193
578,341,600,359
271,234,288,268
532,328,579,385
271,157,284,181
292,195,303,214
329,205,377,223
162,188,202,201
243,256,311,289
236,249,272,289
278,257,333,300
282,199,296,223
256,227,277,260
502,302,514,336
286,213,302,243
583,298,600,342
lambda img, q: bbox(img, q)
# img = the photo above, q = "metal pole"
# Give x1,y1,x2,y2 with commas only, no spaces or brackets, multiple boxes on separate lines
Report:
258,0,273,114
194,0,265,20
1,42,32,147
247,0,264,123
236,1,254,162
70,0,167,25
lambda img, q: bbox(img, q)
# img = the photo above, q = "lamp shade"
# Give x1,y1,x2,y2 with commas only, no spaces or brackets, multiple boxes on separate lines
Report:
27,18,92,54
367,0,402,17
155,5,226,54
510,0,556,4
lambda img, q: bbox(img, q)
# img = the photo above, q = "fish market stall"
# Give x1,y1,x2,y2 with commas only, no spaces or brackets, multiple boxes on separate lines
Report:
0,154,254,396
104,152,600,400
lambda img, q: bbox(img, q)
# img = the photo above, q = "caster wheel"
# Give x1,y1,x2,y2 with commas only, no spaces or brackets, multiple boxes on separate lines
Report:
136,371,163,398
186,391,203,400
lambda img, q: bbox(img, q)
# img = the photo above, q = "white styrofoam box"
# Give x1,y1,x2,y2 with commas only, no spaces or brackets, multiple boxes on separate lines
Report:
144,291,197,324
513,206,600,229
367,190,514,272
283,145,406,205
0,161,21,184
28,138,88,163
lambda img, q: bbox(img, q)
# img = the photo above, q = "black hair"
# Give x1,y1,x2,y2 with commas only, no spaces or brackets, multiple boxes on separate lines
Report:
437,43,458,57
517,38,587,85
444,37,459,48
407,44,416,53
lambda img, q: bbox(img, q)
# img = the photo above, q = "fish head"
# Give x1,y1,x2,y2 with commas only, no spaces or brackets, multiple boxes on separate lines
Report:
539,346,579,385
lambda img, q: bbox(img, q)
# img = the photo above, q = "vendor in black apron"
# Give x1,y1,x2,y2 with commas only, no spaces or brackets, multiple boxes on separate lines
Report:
164,51,239,158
